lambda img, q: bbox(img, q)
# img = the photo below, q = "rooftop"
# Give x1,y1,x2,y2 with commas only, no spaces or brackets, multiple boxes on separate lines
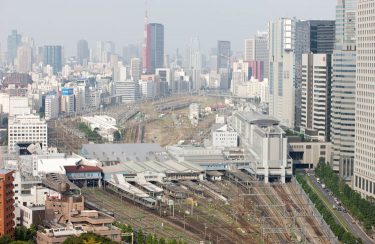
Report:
64,165,102,173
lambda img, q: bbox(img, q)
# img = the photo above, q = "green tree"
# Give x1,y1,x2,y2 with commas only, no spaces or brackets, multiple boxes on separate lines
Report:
63,232,117,244
137,228,144,244
113,130,122,141
146,233,154,244
0,236,11,244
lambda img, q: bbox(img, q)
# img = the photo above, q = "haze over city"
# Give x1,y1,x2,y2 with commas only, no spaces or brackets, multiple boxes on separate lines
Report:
0,0,335,55
2,0,375,244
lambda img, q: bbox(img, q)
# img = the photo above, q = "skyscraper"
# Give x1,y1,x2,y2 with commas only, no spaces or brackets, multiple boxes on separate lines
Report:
330,0,357,176
268,18,297,128
15,44,33,73
295,20,336,128
217,40,231,71
7,30,22,64
77,40,89,66
43,45,62,74
245,32,269,80
354,0,375,197
300,53,332,141
143,23,164,74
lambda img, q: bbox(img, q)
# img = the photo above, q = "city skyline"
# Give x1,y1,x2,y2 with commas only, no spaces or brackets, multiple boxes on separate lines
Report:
0,0,335,56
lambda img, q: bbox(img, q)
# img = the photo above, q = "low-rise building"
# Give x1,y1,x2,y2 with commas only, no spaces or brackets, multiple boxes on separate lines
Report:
212,124,238,148
80,115,118,142
289,141,332,169
36,173,121,244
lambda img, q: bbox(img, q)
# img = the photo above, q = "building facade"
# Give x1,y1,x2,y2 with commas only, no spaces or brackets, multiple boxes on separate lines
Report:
44,94,59,120
8,115,48,153
354,0,375,197
77,40,89,66
268,18,297,128
0,169,15,238
43,45,62,74
300,53,332,142
143,23,164,74
115,80,140,103
330,0,357,177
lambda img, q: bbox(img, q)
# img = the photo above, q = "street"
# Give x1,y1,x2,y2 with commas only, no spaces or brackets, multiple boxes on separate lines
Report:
306,173,374,244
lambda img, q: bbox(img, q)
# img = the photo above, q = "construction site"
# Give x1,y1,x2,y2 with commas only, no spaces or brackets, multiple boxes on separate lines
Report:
48,95,224,153
81,169,336,244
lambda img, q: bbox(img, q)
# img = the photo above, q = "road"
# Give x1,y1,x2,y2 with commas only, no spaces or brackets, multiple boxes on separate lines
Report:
306,173,374,244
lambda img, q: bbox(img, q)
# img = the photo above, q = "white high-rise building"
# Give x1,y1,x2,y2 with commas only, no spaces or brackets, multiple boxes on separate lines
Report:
244,38,254,61
8,114,48,153
268,18,297,128
231,60,249,95
301,53,332,142
130,58,142,82
354,0,375,197
44,94,59,120
15,44,32,73
115,80,140,103
330,0,357,176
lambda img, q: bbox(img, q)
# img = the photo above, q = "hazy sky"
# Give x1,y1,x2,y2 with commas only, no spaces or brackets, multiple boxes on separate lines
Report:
0,0,336,56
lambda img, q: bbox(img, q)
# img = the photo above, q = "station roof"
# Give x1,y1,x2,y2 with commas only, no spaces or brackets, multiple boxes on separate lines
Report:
81,143,164,162
64,165,102,173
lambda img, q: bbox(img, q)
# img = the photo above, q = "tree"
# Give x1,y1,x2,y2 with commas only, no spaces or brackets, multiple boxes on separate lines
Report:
146,233,154,244
137,228,144,244
0,236,11,244
113,130,121,142
63,232,117,244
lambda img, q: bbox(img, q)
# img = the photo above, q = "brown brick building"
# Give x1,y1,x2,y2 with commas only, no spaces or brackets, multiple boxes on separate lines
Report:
0,169,15,238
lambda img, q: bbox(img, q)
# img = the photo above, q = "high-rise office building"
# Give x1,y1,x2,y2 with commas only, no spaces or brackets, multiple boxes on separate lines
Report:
130,58,142,82
77,40,89,66
0,169,15,239
143,23,164,74
330,0,357,176
7,30,22,64
295,20,336,128
245,32,269,80
122,44,140,65
217,41,231,70
301,53,332,142
45,94,59,120
43,45,62,74
268,18,297,128
15,44,33,73
244,38,254,61
354,0,375,197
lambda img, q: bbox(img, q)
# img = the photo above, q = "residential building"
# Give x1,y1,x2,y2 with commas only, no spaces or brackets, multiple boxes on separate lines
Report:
0,169,15,238
354,0,375,197
143,23,164,74
43,45,62,74
330,0,357,177
235,78,269,102
300,53,332,142
8,115,48,153
268,18,297,128
231,60,249,95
